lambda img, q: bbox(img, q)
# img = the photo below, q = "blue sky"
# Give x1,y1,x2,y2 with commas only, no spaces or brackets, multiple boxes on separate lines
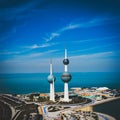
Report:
0,0,120,73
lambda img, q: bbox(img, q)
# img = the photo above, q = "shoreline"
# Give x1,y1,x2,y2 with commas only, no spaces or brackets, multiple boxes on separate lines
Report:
0,87,120,120
93,97,120,120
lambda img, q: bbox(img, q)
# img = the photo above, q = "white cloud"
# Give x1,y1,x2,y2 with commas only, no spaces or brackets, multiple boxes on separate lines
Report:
14,50,58,60
1,51,117,73
70,40,120,54
61,23,80,31
44,23,81,42
27,50,58,58
30,44,40,49
44,16,115,42
75,36,120,43
0,51,21,55
67,51,117,72
24,42,58,49
0,43,57,55
84,16,120,28
44,33,60,42
70,51,114,60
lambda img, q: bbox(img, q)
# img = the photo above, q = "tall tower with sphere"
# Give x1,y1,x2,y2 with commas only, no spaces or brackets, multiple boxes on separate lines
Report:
47,60,56,101
61,49,72,102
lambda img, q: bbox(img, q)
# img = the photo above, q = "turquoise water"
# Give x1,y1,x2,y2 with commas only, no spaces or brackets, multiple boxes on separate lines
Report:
0,72,120,94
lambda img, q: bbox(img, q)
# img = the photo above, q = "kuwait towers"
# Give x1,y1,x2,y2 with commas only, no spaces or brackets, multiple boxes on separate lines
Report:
47,60,56,102
61,49,72,102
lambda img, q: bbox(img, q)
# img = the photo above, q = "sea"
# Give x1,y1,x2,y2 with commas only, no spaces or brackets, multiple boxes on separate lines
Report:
93,98,120,120
0,72,120,94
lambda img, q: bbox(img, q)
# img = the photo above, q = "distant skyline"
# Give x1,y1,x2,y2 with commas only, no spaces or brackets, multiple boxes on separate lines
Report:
0,0,120,73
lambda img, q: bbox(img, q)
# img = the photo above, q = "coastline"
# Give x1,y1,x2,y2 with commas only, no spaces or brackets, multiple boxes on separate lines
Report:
0,91,120,120
93,97,120,120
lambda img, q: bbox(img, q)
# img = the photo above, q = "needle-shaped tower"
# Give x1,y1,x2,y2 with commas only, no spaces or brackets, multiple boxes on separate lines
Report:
61,49,72,102
47,60,56,101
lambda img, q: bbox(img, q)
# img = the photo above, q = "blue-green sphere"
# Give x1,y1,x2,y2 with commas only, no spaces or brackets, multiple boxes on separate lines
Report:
61,72,72,83
47,75,56,83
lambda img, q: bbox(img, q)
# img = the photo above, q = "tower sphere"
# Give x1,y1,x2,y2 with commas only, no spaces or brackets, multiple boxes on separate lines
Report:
61,72,72,83
63,59,69,65
47,75,56,83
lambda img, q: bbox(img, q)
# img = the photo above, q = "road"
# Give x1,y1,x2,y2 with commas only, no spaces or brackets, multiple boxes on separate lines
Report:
45,97,120,120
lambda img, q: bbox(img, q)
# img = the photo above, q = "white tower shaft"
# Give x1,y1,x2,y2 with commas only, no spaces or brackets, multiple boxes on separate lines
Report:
64,49,69,102
50,83,53,101
65,49,68,72
49,60,55,102
50,60,52,75
52,79,55,101
65,48,67,59
65,65,68,72
64,82,69,101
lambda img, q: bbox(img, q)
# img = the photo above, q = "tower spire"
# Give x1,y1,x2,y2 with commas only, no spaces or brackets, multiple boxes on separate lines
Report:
50,59,52,75
65,48,67,59
64,49,68,72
